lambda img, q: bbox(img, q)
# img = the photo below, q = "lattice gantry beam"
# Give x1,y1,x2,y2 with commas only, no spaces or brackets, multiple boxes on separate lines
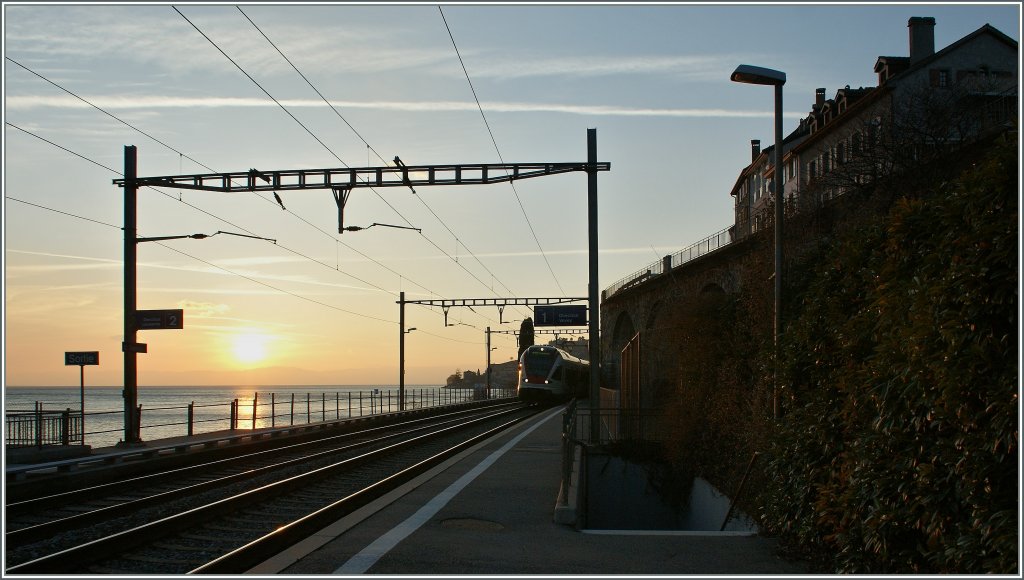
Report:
400,297,586,307
114,162,610,193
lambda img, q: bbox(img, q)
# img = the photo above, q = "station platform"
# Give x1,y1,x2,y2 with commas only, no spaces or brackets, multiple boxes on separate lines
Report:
250,405,809,576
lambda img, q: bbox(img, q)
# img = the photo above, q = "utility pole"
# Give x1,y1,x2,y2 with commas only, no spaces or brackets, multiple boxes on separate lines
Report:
486,326,492,396
122,145,141,446
587,129,601,442
399,291,405,411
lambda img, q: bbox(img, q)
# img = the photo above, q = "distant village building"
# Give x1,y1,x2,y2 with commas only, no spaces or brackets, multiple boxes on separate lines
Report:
730,16,1018,238
547,336,589,360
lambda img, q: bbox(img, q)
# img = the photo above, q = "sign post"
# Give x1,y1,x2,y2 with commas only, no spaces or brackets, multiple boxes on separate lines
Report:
65,351,99,445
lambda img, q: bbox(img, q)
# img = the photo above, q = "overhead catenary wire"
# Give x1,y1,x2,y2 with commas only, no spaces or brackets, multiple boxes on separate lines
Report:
177,5,512,326
438,6,568,296
233,5,535,321
5,56,219,175
7,30,519,339
4,60,459,324
4,187,484,346
5,120,389,297
4,119,485,344
172,6,415,227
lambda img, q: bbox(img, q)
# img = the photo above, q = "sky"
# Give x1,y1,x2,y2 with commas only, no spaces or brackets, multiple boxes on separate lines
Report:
3,2,1020,388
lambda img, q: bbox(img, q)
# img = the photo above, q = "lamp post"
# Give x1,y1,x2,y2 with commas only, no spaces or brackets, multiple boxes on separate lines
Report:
486,326,497,397
731,64,785,420
398,303,416,411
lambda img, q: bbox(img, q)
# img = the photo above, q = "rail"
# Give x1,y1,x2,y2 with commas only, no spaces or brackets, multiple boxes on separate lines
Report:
5,387,516,449
603,226,732,300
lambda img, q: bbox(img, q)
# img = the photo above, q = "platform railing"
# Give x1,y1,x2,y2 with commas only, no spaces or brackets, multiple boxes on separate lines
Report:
570,407,668,446
5,387,517,449
5,406,84,447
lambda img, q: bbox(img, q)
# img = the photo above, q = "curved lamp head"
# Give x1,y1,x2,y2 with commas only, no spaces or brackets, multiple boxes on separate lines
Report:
731,64,786,86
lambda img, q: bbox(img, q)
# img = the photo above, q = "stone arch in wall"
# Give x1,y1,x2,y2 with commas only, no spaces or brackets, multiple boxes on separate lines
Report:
605,311,637,390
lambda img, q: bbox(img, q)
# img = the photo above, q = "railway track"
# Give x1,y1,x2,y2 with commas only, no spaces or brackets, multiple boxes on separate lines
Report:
5,402,540,574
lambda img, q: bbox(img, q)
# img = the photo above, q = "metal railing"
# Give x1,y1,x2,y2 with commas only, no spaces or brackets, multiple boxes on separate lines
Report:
6,387,517,449
6,405,84,447
569,406,668,447
603,226,733,300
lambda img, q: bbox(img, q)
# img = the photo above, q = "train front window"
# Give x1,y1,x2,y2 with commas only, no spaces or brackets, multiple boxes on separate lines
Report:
524,351,557,377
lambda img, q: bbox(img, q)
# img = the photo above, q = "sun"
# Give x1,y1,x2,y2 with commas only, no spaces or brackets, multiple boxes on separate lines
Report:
232,333,269,364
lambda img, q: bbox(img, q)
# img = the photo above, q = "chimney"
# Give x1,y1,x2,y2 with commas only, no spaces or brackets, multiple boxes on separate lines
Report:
815,88,826,108
908,17,936,64
751,139,761,161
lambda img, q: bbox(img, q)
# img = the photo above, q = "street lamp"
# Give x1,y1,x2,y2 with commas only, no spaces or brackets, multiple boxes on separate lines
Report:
731,64,785,420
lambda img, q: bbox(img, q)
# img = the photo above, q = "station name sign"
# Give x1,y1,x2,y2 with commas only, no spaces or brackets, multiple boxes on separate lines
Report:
136,309,184,330
534,305,587,327
65,351,99,366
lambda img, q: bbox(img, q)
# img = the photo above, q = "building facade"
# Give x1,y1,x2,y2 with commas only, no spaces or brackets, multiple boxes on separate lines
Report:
731,16,1018,236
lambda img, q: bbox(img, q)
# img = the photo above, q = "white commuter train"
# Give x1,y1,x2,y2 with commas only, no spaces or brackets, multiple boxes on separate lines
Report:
516,345,589,401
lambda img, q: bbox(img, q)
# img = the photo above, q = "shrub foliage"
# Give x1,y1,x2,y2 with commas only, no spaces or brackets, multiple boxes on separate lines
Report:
759,140,1018,573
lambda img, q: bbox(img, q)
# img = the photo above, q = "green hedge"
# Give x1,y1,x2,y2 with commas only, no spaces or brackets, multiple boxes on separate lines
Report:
761,140,1018,573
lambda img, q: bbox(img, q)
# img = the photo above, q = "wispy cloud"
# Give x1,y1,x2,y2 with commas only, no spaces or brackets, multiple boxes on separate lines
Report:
4,249,384,294
5,94,793,119
6,8,742,82
466,53,740,82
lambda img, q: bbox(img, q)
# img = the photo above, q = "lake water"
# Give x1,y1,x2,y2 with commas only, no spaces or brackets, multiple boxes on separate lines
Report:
4,385,497,449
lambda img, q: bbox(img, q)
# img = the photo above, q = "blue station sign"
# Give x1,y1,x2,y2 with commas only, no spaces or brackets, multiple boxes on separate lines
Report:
534,305,587,327
136,309,184,330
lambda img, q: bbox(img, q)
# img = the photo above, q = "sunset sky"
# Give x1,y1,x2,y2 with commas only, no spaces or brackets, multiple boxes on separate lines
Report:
4,2,1019,387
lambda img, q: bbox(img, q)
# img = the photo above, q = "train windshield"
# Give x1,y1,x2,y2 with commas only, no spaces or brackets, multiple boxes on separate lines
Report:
523,350,557,377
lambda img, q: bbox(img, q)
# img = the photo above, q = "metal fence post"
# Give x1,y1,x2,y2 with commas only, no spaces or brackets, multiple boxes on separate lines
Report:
188,401,194,436
62,408,71,446
271,393,276,428
252,392,258,430
290,393,295,426
34,402,42,448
